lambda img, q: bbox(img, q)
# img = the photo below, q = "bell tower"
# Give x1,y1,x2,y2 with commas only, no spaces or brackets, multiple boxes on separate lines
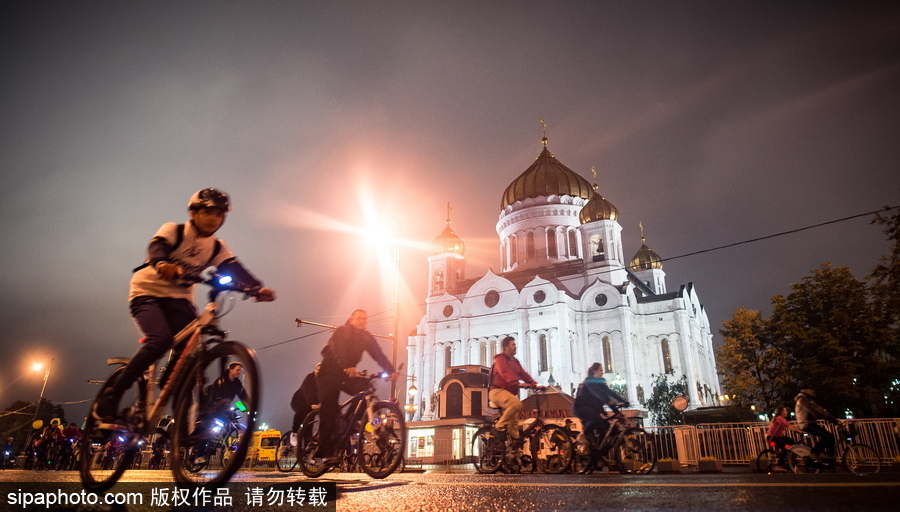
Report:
428,203,466,297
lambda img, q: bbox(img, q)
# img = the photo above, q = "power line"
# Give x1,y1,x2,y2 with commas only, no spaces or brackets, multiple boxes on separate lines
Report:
658,205,899,264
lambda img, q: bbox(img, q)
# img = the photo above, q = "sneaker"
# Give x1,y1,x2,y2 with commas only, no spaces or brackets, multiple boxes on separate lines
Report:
91,389,119,422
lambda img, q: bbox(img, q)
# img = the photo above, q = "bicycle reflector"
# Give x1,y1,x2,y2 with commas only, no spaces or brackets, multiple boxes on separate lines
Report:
234,401,247,412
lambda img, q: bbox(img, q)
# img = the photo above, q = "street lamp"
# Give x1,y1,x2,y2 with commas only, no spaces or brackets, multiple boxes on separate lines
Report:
31,358,54,422
611,373,627,399
405,378,418,421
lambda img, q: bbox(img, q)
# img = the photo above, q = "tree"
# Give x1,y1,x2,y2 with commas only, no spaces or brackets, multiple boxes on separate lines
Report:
868,208,900,416
716,307,791,413
644,374,688,426
717,205,900,418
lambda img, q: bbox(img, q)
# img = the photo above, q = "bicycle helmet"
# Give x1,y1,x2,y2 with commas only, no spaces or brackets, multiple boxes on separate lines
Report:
188,188,231,212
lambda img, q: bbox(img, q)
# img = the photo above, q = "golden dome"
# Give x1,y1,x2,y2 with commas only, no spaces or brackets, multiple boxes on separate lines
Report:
431,206,465,255
501,140,594,209
630,235,663,271
579,190,619,224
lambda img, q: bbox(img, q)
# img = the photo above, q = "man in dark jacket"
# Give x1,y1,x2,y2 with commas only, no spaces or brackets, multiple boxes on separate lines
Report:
794,388,839,458
316,310,397,461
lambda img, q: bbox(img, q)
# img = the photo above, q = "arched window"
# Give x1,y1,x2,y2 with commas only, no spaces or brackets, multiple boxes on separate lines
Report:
568,231,578,257
510,236,518,265
662,338,673,374
445,345,452,370
526,232,535,260
591,235,606,262
547,229,558,259
479,342,487,366
433,267,444,291
539,334,548,372
602,336,613,373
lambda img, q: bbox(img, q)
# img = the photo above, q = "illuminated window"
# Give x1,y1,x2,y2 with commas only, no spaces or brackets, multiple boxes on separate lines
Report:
539,334,548,372
433,268,444,291
526,232,535,259
662,338,673,374
568,231,578,257
602,336,613,373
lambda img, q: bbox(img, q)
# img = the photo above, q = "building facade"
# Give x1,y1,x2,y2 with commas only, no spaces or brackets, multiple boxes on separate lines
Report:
405,136,720,425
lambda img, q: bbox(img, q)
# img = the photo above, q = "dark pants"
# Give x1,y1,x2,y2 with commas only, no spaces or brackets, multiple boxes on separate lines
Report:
112,296,196,396
803,423,835,458
315,363,367,458
573,404,611,450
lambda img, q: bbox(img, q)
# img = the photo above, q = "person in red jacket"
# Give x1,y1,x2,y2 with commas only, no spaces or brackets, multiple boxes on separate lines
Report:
489,336,538,441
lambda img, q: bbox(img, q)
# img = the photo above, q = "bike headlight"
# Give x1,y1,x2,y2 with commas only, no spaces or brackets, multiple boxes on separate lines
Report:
218,275,233,285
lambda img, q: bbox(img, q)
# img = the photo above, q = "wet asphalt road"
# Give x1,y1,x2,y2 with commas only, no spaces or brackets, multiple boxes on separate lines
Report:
1,467,899,511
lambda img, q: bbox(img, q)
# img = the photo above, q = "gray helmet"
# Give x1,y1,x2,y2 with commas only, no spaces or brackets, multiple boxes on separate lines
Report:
188,188,231,212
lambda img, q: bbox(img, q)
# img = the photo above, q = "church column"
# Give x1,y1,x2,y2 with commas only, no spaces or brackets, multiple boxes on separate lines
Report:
618,303,638,403
674,309,700,408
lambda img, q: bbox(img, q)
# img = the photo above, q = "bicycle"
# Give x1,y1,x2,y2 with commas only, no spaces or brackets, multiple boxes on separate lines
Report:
182,406,244,473
80,271,262,493
785,421,882,475
470,387,574,475
294,371,406,479
569,406,656,475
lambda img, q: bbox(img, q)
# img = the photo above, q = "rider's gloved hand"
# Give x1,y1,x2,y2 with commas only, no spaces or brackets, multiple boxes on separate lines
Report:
252,287,276,302
155,262,183,282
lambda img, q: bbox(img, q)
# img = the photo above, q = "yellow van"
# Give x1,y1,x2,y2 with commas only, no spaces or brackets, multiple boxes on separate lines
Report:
247,429,281,467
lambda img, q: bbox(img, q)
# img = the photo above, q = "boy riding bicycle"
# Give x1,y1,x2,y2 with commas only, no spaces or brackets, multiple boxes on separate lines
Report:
92,188,275,422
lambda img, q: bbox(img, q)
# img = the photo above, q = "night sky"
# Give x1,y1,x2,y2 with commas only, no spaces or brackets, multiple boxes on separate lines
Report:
2,1,898,430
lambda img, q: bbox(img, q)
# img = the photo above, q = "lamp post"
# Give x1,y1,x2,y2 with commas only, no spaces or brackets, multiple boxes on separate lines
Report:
31,358,54,423
391,228,400,400
404,379,418,421
611,372,627,400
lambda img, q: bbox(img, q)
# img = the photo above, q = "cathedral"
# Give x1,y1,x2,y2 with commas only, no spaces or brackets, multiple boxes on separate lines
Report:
405,135,721,425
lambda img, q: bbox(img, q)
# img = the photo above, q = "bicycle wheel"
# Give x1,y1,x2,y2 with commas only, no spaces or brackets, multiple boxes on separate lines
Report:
275,431,299,472
843,444,881,474
755,449,778,473
786,450,820,474
614,430,656,474
170,341,259,487
531,425,573,474
80,367,143,493
358,401,406,479
297,411,330,478
471,426,504,474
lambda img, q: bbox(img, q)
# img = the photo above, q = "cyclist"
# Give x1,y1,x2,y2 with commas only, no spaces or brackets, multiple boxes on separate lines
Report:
62,422,82,442
92,188,276,422
290,363,320,433
489,336,539,444
316,309,397,464
767,406,800,471
2,436,16,469
794,388,840,460
573,363,626,458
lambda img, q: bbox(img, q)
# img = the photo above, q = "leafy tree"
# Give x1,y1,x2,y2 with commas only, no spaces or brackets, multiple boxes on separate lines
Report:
769,263,876,416
644,374,688,426
716,307,790,413
868,208,900,416
717,206,900,417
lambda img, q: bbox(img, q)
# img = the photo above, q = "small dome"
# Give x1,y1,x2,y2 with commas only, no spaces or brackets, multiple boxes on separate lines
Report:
501,140,594,209
431,223,465,255
630,238,663,271
579,191,619,224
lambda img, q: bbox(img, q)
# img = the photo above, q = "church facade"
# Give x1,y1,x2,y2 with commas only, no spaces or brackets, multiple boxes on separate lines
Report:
405,136,720,425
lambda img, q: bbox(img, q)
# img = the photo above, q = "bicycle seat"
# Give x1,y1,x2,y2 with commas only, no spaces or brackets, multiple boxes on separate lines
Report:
106,357,131,366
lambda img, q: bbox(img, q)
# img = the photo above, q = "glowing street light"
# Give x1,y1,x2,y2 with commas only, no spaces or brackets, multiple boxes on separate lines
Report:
31,358,54,422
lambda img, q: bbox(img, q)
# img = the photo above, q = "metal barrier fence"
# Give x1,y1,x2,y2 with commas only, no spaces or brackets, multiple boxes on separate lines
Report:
413,418,900,470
